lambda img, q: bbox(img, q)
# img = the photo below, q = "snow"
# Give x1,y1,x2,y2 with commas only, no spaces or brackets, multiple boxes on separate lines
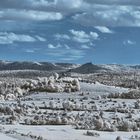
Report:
33,62,42,66
80,82,128,95
2,125,140,140
0,133,17,140
100,64,134,72
0,75,137,140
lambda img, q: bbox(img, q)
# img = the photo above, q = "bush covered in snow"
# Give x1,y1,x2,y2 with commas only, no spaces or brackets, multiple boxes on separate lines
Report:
0,74,81,101
108,90,140,99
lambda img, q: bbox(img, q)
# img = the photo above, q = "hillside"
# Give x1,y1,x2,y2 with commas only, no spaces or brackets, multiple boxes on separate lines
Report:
68,62,109,74
0,61,62,71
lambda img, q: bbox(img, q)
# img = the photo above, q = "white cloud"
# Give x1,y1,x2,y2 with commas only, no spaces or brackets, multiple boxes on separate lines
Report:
54,0,83,9
0,9,63,21
94,26,113,33
90,32,99,39
35,35,46,41
48,44,57,49
27,0,83,10
1,0,140,26
47,43,69,49
72,5,140,27
48,43,71,50
0,32,46,44
69,29,99,43
123,40,136,45
0,32,35,44
48,43,62,49
54,34,70,40
81,45,90,49
70,29,89,39
73,37,90,43
84,0,140,6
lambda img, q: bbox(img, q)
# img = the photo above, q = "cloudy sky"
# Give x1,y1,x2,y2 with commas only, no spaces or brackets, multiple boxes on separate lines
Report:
0,0,140,64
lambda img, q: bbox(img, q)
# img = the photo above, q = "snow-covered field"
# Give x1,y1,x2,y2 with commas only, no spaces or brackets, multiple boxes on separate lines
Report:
2,124,140,140
0,77,140,140
0,74,139,140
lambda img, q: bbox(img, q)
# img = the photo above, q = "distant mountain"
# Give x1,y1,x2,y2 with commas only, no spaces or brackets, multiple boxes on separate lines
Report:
130,65,140,69
68,63,137,74
0,61,63,71
68,62,108,74
55,63,80,69
0,60,139,73
100,64,135,73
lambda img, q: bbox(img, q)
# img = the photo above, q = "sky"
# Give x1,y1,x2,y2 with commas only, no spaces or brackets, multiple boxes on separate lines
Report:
0,0,140,64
